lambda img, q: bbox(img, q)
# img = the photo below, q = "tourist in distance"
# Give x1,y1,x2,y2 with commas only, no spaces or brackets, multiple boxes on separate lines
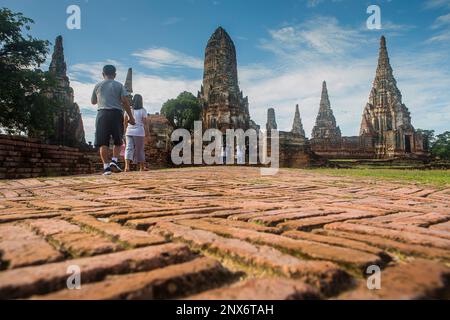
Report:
124,94,147,172
91,65,136,176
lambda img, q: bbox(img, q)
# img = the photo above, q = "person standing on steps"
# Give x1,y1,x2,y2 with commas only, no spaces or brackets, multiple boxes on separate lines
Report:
92,65,135,176
124,94,147,172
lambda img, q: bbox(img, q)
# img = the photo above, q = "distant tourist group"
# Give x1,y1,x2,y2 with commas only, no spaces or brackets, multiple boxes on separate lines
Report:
91,65,147,176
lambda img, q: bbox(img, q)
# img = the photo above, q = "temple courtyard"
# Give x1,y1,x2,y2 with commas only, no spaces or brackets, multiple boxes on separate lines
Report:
0,167,449,300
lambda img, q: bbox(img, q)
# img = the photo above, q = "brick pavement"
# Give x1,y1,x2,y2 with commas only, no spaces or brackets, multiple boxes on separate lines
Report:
0,167,449,300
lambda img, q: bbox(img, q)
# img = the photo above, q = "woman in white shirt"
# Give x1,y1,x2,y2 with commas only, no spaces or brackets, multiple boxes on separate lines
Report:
124,94,147,172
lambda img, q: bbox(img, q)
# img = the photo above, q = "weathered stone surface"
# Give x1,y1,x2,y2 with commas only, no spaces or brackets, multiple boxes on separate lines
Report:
188,278,320,300
33,257,232,300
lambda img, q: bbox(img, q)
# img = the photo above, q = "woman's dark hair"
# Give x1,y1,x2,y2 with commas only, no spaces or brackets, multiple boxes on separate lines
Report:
132,94,143,110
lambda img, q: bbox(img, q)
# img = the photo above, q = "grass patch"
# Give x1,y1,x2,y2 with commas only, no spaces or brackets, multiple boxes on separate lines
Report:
310,168,450,187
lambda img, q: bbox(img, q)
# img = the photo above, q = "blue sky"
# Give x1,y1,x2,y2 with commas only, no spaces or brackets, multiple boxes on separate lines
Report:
2,0,450,143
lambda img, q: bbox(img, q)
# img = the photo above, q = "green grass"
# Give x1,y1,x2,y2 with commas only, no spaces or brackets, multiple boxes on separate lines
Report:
311,168,450,187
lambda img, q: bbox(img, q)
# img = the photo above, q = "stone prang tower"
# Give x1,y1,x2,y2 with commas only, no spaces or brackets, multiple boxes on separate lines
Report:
360,36,425,157
311,81,342,141
291,104,306,138
47,35,86,147
198,27,250,132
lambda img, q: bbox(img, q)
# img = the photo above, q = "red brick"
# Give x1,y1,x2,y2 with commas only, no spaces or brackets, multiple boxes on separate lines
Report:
27,219,121,257
175,219,383,270
325,222,450,250
32,257,233,300
338,259,450,299
188,278,320,300
0,224,63,269
70,215,166,248
151,222,350,296
0,243,194,299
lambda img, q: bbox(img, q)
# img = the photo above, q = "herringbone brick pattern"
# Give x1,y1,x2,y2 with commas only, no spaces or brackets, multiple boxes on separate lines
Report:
0,167,448,299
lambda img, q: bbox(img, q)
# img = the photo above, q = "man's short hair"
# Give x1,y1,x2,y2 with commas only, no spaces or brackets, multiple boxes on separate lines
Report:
103,65,116,77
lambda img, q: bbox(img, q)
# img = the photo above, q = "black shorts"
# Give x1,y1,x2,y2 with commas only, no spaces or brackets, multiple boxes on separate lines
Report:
95,109,124,147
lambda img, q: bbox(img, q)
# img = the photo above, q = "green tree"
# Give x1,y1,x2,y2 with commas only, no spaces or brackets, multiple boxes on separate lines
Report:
416,129,435,151
160,91,201,131
0,8,57,138
431,131,450,160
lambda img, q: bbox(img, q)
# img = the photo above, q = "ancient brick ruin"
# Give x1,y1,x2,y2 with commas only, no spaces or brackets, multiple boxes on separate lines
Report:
0,134,94,179
311,81,342,141
311,36,427,159
46,36,86,148
360,36,426,158
0,31,431,179
197,27,315,167
198,27,251,132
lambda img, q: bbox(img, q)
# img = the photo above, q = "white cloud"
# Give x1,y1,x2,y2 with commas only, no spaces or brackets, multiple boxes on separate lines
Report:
424,0,450,9
306,0,342,8
162,17,182,26
432,13,450,28
260,16,367,56
428,12,450,43
132,47,203,69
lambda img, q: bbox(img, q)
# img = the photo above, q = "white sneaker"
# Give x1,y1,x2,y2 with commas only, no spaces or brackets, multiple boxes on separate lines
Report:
103,167,112,176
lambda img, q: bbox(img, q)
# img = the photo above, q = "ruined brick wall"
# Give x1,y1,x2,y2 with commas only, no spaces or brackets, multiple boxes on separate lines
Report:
278,132,315,168
0,135,94,179
310,136,376,159
144,114,174,168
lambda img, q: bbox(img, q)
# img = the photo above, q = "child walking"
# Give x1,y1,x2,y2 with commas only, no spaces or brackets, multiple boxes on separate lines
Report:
124,94,147,172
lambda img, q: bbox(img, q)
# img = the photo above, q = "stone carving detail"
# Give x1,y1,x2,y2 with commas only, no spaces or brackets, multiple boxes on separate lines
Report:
311,81,342,140
199,27,250,132
47,35,86,148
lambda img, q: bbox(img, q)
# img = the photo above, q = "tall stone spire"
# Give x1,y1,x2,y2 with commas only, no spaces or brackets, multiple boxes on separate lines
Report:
359,36,421,157
202,26,238,98
311,81,341,140
47,35,86,148
124,68,133,95
291,104,305,137
360,37,410,135
266,108,277,131
199,26,250,132
49,35,67,79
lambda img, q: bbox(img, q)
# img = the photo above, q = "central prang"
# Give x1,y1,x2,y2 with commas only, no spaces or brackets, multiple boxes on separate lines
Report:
198,27,251,133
